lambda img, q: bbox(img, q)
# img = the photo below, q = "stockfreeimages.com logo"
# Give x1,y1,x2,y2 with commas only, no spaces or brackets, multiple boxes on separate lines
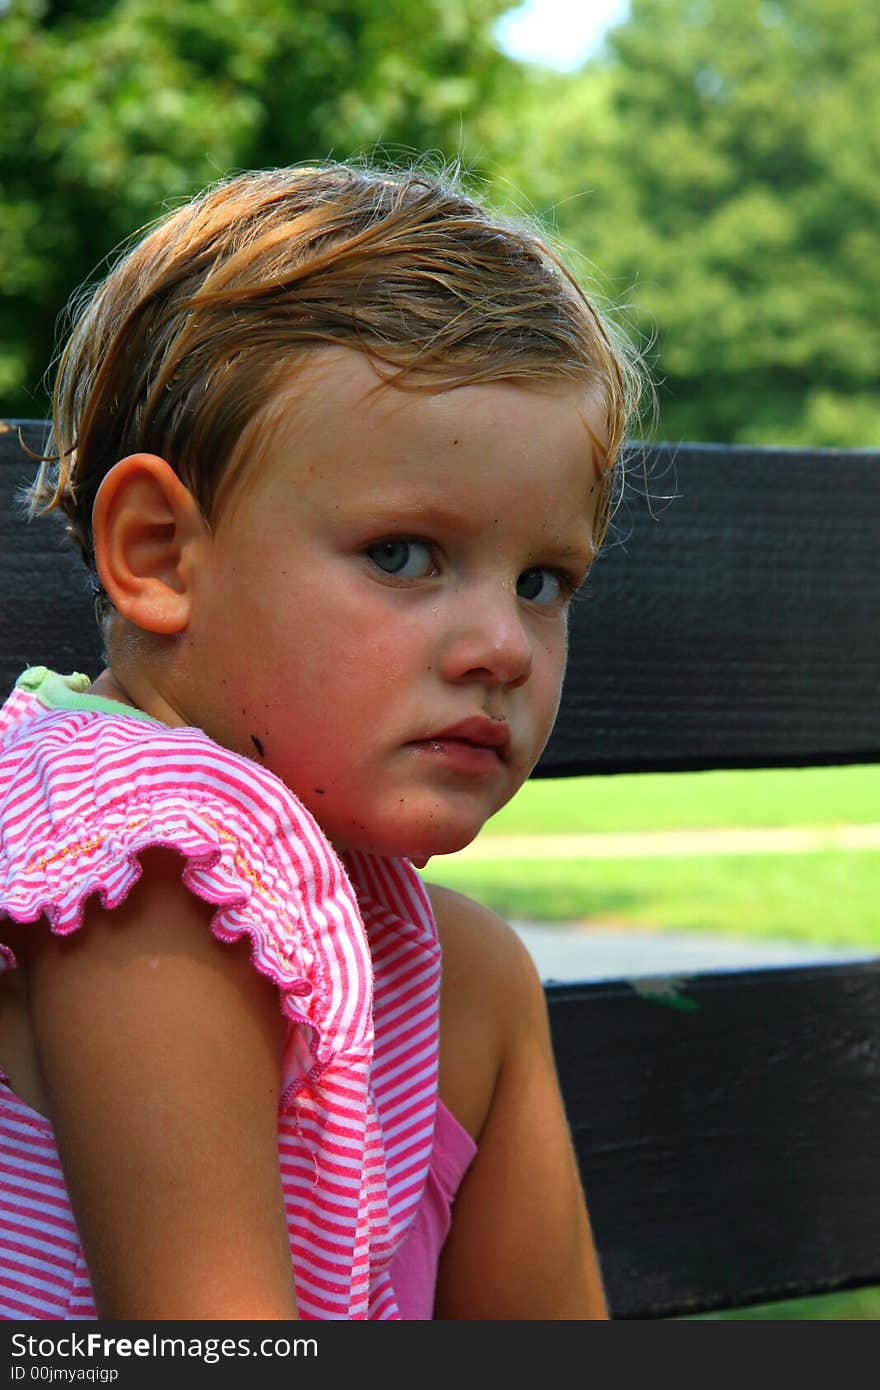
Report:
11,1332,318,1368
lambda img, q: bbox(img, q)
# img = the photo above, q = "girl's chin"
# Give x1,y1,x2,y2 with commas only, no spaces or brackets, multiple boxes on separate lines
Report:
407,832,483,868
325,800,495,864
334,826,483,866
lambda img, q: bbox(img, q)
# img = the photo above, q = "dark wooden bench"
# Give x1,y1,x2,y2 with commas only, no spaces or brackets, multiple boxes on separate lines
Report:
2,420,879,1319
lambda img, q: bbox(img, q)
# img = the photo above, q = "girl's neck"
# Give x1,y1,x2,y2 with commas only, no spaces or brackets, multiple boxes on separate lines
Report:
88,668,139,710
88,667,186,729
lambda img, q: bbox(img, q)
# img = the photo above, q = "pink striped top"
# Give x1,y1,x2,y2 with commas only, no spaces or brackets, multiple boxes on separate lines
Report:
0,668,455,1320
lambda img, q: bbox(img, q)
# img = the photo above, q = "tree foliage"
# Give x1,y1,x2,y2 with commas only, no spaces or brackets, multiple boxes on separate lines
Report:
3,0,879,446
490,0,880,445
0,0,518,415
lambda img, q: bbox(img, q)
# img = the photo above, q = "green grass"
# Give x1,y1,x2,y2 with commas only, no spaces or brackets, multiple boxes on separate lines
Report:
425,764,880,945
426,850,880,944
478,765,880,835
687,1286,880,1320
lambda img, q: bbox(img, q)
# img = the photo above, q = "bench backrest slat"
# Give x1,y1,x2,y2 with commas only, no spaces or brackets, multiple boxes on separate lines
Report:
548,963,880,1317
555,442,880,774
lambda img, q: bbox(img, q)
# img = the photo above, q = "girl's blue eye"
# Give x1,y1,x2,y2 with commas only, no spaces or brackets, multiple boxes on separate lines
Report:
517,567,564,605
367,539,435,578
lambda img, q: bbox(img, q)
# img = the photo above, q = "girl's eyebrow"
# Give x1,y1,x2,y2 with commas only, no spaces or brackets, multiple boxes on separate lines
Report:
353,495,487,536
553,542,596,568
355,496,597,568
356,499,592,553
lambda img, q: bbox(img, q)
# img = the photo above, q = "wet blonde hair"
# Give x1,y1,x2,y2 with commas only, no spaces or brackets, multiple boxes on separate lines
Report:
29,162,643,603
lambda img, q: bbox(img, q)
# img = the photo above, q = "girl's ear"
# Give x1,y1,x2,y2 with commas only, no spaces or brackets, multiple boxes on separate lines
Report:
92,454,208,635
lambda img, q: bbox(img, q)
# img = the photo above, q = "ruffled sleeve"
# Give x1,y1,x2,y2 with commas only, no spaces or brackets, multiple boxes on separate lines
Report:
0,701,372,1102
0,695,408,1318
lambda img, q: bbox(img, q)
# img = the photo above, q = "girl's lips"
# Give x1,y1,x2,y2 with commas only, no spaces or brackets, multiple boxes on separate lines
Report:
424,716,511,760
408,738,505,774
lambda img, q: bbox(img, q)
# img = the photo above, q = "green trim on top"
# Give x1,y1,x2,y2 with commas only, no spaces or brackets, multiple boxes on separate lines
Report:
16,666,159,723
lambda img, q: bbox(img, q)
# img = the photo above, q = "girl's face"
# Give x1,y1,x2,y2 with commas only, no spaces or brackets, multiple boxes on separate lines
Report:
178,349,605,861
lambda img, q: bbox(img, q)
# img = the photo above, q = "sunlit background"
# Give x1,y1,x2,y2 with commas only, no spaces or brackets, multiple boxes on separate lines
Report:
5,0,879,446
496,0,630,68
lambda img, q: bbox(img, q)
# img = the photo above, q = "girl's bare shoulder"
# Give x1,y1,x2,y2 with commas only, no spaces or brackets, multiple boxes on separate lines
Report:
426,881,607,1317
426,881,540,989
425,880,544,1142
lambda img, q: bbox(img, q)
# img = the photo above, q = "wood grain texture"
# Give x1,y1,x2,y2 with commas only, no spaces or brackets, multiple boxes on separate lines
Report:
1,420,103,681
548,961,880,1318
4,423,878,773
551,441,880,774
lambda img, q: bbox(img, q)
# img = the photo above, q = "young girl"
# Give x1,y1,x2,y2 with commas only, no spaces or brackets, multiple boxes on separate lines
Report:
0,163,640,1320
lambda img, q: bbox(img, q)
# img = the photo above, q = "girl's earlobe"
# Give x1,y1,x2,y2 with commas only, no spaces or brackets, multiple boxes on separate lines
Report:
92,454,207,635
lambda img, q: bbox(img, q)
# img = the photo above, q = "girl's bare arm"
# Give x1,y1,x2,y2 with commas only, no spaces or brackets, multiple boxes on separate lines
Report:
430,885,608,1320
18,847,299,1319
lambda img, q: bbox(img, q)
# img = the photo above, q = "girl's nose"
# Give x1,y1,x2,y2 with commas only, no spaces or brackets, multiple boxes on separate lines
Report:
438,589,534,689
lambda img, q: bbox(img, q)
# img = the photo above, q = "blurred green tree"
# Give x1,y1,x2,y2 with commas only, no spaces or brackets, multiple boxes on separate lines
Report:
490,0,880,445
0,0,518,416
